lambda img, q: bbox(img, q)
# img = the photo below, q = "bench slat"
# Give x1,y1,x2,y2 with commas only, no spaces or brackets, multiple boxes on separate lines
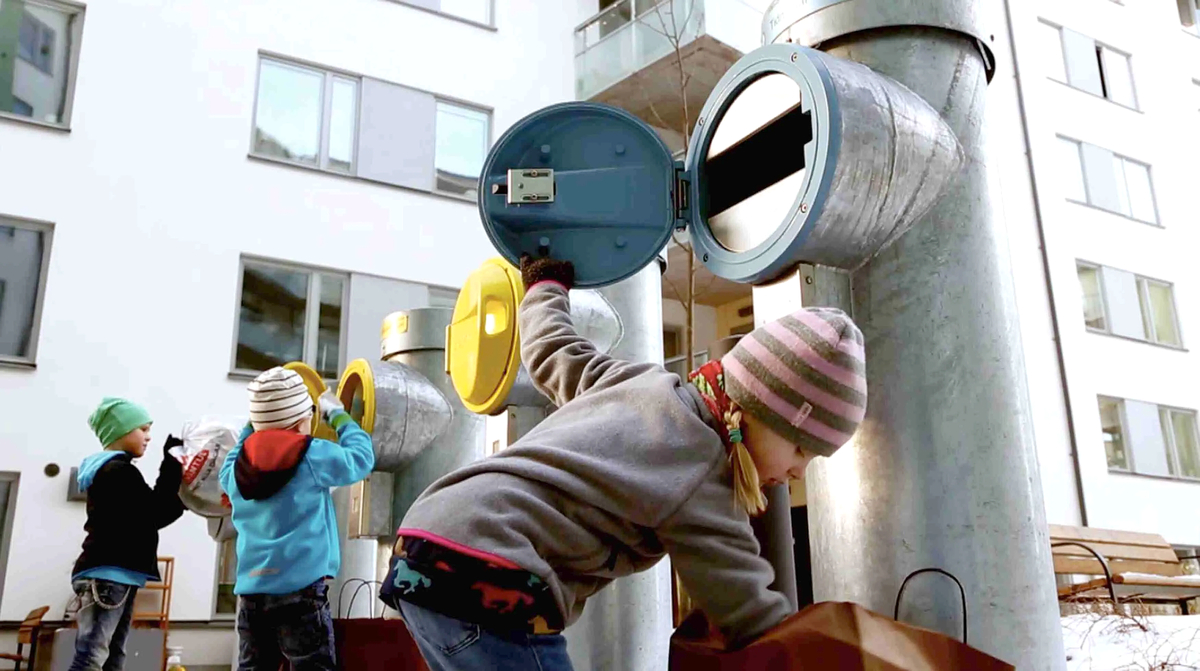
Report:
1053,556,1184,577
1049,524,1169,549
1051,542,1181,563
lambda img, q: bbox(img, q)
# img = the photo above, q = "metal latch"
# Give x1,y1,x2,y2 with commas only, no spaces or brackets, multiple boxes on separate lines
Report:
504,169,555,204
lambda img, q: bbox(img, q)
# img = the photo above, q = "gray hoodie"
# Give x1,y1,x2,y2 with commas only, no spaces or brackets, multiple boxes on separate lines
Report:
399,283,790,644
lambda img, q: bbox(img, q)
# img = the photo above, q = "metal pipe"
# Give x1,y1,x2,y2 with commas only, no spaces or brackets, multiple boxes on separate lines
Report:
564,262,673,671
1000,0,1088,527
766,4,1066,667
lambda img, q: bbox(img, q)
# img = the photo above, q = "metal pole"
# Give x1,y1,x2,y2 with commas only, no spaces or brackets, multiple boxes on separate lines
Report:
766,4,1066,667
564,262,673,671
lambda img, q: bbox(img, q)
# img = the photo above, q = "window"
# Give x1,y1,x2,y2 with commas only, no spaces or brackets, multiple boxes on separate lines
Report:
1162,408,1200,479
1076,262,1182,347
2,0,84,126
1099,397,1200,480
1039,22,1068,82
1098,397,1129,470
1042,22,1138,108
1058,137,1158,224
434,101,489,198
1139,278,1182,347
1057,138,1087,203
0,216,53,366
253,58,359,173
214,538,236,616
395,0,493,27
1076,264,1106,330
1179,0,1200,35
251,54,491,201
233,258,348,379
0,473,18,604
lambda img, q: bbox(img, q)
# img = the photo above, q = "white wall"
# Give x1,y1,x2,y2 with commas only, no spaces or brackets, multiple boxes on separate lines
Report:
0,0,580,622
1009,0,1200,543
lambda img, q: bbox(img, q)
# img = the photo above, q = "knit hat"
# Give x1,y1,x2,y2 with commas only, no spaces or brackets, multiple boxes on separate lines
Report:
88,398,153,448
248,367,313,431
722,308,867,457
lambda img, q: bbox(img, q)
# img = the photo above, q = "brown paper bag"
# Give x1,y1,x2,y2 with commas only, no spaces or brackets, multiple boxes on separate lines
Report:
669,601,1014,670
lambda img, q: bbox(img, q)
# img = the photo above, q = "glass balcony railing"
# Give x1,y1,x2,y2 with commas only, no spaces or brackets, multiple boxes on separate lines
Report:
574,0,708,100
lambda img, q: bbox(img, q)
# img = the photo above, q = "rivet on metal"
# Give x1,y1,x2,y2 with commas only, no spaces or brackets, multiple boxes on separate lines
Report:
791,52,798,62
539,237,551,247
800,203,809,213
697,117,704,127
615,144,626,155
616,236,627,249
805,275,814,285
541,144,551,154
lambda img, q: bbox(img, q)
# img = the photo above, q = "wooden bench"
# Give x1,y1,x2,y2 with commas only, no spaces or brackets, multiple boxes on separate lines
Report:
1050,524,1200,614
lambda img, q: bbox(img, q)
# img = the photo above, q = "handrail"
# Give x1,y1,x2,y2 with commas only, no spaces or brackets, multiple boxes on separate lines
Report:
893,568,968,644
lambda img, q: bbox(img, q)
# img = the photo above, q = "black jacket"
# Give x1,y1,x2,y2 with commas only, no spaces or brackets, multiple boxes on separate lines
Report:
72,453,185,580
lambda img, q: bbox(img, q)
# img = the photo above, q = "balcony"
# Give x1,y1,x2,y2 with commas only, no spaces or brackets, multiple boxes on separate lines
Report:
574,0,765,142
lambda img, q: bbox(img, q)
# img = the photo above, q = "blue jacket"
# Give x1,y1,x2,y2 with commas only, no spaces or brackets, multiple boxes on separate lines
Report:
219,412,374,595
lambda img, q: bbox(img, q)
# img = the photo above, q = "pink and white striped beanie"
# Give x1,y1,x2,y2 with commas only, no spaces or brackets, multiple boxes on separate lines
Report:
722,308,867,457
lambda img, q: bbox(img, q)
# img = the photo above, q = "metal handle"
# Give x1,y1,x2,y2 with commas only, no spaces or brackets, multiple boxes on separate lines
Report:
893,567,968,644
1051,541,1119,605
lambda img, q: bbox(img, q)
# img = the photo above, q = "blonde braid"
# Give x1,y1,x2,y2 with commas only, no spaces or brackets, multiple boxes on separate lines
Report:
725,402,767,516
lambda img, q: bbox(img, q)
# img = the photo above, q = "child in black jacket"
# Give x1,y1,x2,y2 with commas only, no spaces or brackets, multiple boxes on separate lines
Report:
69,398,185,671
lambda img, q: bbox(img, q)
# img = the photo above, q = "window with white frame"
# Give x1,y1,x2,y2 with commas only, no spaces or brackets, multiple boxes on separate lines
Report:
1076,262,1182,347
1179,0,1200,35
233,258,348,379
1057,137,1158,223
250,54,491,201
0,216,53,366
434,101,489,199
3,0,84,126
0,473,18,604
1099,397,1200,479
1040,22,1137,108
1076,264,1107,331
253,57,358,173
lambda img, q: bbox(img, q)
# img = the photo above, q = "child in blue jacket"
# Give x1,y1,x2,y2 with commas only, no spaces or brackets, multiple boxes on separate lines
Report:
220,367,375,671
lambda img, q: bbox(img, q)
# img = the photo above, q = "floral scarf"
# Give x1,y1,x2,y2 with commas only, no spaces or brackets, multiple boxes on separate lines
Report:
688,360,767,515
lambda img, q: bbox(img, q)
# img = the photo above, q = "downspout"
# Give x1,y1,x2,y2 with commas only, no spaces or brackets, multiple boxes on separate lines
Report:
1001,0,1089,526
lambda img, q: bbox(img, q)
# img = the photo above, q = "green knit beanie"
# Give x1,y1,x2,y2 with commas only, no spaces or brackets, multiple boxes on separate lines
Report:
88,398,153,448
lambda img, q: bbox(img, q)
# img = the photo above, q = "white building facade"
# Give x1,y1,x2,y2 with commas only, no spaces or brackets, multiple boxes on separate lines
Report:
0,0,582,660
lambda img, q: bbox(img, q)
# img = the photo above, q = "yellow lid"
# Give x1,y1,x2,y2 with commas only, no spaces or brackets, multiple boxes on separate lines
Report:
283,362,338,441
446,258,524,415
336,359,376,434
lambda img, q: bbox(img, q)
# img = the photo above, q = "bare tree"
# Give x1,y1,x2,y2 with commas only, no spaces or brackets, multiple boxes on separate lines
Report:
638,0,718,375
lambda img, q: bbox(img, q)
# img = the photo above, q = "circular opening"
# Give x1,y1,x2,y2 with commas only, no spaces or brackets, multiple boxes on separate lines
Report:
702,73,809,253
339,372,368,429
44,463,60,477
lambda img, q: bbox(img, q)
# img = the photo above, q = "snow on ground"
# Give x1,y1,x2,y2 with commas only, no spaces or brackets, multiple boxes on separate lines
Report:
1063,614,1200,670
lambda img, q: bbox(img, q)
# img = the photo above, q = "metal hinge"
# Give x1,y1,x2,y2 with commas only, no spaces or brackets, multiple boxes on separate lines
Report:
673,162,690,230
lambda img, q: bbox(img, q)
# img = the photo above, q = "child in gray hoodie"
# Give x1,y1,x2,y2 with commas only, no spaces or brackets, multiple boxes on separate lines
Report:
387,257,868,670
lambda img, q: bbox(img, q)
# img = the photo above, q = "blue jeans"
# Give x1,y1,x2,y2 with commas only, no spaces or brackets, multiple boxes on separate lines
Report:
398,601,574,671
67,579,138,671
236,580,336,671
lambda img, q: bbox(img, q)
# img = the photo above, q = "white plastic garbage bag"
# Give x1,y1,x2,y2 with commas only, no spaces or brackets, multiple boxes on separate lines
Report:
169,417,244,518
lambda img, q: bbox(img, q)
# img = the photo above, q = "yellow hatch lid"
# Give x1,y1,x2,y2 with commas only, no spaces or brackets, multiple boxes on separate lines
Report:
446,258,524,415
282,362,338,441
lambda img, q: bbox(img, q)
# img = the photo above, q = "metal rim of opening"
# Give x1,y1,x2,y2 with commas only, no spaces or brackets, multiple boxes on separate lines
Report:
685,44,840,285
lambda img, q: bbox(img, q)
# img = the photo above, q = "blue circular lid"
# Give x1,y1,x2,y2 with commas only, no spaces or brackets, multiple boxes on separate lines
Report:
477,102,677,288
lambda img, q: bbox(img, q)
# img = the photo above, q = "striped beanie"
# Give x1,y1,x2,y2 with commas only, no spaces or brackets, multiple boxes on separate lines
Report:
247,367,314,431
723,308,867,457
